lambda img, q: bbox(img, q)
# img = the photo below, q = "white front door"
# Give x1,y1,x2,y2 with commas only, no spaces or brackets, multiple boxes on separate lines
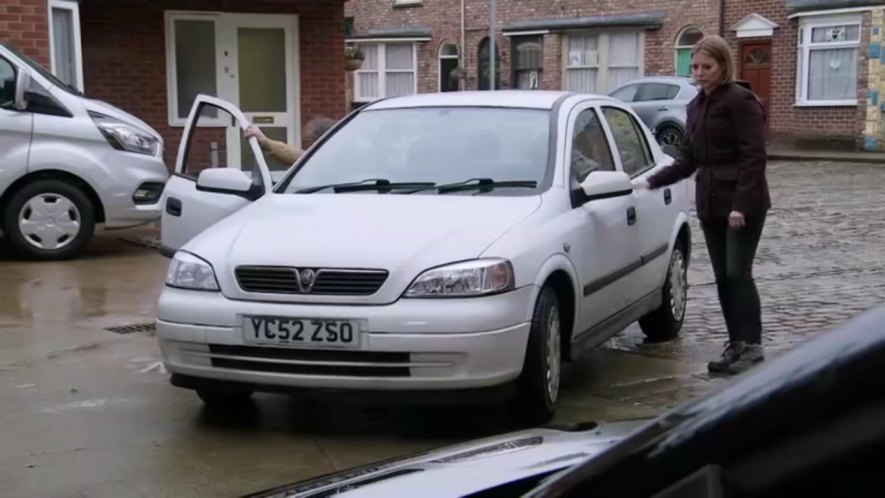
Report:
220,14,299,175
563,103,644,334
600,105,673,296
166,12,299,175
160,95,272,253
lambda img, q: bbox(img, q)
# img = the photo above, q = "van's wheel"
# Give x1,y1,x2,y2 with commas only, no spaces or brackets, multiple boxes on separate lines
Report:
516,285,562,425
2,180,95,261
639,244,688,342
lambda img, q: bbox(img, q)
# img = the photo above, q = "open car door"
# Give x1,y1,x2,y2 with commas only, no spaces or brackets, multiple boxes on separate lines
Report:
160,94,273,255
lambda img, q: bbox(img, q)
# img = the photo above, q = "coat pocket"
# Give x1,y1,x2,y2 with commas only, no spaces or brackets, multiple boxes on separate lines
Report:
710,166,740,182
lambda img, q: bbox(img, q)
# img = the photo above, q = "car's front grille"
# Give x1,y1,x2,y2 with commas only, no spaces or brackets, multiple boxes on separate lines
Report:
234,266,388,296
206,344,411,377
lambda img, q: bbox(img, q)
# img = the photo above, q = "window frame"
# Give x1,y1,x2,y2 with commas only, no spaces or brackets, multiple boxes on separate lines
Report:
566,103,617,187
48,0,84,92
599,105,655,178
511,35,543,90
674,26,703,78
353,42,418,103
795,14,862,107
437,41,460,92
562,30,645,95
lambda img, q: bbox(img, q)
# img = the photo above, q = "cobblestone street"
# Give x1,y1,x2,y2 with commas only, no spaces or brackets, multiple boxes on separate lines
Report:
612,160,885,365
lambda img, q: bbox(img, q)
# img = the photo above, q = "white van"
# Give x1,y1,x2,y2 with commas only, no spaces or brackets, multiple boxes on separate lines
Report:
0,43,168,260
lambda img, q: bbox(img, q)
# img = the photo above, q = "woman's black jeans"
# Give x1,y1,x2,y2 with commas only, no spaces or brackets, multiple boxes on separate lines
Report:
700,214,766,345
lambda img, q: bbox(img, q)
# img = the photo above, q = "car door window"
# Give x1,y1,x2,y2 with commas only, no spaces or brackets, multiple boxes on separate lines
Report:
0,56,16,108
602,106,654,177
610,84,639,102
634,83,677,102
570,107,615,184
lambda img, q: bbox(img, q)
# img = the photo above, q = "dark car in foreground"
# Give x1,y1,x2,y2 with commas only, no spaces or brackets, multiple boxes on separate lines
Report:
245,305,885,497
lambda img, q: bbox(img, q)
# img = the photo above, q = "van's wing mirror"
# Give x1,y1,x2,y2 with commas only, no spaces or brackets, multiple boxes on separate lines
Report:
14,70,30,111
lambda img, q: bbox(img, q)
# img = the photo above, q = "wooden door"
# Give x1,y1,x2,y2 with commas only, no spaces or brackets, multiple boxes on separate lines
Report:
740,42,772,134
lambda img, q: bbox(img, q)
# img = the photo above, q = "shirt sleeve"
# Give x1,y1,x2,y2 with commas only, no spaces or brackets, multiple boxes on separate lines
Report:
647,124,698,189
260,138,303,166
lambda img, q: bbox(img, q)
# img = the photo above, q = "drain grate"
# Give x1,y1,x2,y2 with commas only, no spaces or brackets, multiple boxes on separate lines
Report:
105,322,156,335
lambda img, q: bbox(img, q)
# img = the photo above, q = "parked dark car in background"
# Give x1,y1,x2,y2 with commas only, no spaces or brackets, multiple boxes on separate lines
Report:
243,305,885,497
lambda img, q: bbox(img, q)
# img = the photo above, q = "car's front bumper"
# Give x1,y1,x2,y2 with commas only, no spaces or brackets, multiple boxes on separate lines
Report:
156,286,536,393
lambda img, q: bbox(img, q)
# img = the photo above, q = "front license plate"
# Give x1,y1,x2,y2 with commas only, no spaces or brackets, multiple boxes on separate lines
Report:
243,316,360,349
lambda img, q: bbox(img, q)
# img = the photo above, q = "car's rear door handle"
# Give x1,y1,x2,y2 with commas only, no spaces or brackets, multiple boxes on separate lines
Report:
627,206,637,225
166,197,182,217
664,188,672,205
657,106,669,111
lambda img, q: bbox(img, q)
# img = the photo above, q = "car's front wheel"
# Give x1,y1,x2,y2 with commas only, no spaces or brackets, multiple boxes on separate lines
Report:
2,179,96,260
639,243,688,342
515,285,562,425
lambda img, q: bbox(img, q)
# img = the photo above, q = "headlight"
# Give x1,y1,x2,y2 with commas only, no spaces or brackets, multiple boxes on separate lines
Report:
91,112,161,156
404,259,515,298
165,251,219,291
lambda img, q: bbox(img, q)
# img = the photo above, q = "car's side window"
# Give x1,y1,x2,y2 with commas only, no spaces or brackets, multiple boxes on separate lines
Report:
0,56,17,109
635,83,674,102
569,107,615,185
610,84,639,102
601,106,654,177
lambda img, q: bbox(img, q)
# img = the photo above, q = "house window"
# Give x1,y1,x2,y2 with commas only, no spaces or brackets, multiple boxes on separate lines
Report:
512,36,542,89
48,0,84,91
675,27,703,77
438,42,460,92
354,43,417,102
797,15,861,106
565,31,642,94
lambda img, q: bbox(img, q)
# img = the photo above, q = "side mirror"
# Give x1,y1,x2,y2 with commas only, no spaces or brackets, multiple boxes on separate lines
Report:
14,70,30,111
576,170,634,205
196,168,255,197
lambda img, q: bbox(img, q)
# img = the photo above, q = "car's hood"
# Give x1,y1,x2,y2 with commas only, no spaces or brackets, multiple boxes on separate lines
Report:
186,193,543,299
242,419,648,498
83,98,162,141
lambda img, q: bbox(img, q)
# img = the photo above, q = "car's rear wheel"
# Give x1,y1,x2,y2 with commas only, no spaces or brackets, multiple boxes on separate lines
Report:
515,285,562,425
2,179,95,261
639,243,688,342
656,125,685,150
196,388,254,406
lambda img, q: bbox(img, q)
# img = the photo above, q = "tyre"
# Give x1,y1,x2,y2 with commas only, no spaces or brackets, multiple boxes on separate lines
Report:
639,243,688,342
656,126,685,151
196,388,254,406
515,285,562,425
2,179,96,261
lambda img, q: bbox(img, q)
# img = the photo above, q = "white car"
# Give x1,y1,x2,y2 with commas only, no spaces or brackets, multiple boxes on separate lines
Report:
156,91,692,424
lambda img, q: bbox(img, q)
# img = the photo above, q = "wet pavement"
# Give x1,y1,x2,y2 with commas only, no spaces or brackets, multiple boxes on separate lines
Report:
2,160,884,497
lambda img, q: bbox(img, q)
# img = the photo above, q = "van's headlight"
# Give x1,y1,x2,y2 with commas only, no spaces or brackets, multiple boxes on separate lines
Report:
91,112,161,156
404,259,514,298
165,251,219,291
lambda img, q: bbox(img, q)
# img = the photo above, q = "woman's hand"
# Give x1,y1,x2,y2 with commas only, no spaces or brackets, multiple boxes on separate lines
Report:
728,210,746,229
632,178,650,191
244,125,268,143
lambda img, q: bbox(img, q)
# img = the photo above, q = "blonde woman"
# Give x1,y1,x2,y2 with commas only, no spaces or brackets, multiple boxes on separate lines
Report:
635,35,771,375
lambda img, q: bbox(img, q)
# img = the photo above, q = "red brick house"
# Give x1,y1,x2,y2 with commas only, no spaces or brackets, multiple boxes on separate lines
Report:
1,0,348,169
344,0,885,151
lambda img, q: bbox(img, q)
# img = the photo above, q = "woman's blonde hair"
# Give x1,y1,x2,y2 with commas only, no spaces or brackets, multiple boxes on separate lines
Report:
692,35,736,86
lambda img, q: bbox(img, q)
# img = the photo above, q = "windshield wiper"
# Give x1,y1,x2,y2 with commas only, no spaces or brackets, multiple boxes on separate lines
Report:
296,178,436,193
435,178,538,194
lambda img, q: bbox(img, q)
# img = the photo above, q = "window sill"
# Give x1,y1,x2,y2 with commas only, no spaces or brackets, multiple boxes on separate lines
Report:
393,0,423,8
794,100,858,108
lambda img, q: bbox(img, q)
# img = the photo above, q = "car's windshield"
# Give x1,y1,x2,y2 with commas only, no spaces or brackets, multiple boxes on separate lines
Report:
280,106,552,195
1,42,84,97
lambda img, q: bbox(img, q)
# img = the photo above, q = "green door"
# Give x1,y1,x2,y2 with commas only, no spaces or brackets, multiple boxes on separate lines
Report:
676,48,692,77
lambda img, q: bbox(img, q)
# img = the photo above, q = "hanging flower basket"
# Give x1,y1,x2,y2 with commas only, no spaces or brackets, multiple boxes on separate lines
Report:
345,45,364,71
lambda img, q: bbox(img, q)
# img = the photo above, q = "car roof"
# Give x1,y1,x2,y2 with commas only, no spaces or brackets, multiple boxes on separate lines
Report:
363,90,618,111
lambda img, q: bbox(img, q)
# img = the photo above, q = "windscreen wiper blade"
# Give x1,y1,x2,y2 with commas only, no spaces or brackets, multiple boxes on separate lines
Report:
296,178,436,193
435,178,538,194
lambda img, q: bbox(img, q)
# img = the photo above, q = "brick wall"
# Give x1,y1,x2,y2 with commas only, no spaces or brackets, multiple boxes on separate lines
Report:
345,0,720,108
0,0,50,66
724,1,869,149
79,0,346,170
